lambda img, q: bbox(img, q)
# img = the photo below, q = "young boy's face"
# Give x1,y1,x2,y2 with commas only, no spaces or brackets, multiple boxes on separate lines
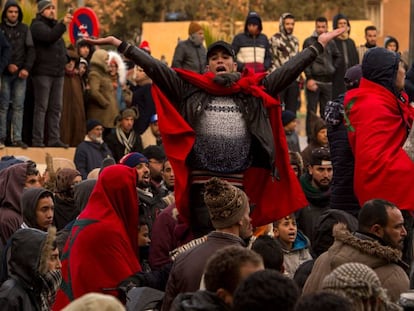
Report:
284,119,297,132
138,224,151,247
273,216,297,248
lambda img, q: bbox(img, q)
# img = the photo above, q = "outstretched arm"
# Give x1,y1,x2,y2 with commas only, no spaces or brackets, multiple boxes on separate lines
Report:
317,27,346,48
85,36,122,48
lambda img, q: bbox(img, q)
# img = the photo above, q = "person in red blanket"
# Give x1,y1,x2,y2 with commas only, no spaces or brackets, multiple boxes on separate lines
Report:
344,48,413,211
53,165,141,309
86,27,344,238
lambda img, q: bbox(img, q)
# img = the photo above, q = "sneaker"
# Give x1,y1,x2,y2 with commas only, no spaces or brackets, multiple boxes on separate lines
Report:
32,142,46,147
11,141,28,149
48,141,69,148
0,140,4,149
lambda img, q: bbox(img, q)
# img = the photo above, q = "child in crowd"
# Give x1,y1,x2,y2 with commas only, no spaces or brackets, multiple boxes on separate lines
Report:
138,220,151,272
282,110,301,153
273,214,312,278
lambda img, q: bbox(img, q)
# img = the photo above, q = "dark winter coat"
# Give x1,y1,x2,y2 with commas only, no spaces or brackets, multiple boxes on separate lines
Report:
172,290,231,311
30,14,67,77
74,139,113,179
0,0,35,74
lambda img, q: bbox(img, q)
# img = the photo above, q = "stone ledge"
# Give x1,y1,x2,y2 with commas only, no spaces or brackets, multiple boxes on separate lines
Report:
0,147,76,166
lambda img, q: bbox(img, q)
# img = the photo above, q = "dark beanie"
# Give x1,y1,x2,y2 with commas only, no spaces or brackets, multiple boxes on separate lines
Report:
119,152,148,167
204,177,248,229
282,110,296,127
86,119,103,132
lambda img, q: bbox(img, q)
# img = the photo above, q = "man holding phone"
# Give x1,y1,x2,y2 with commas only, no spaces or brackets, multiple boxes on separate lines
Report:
29,0,72,148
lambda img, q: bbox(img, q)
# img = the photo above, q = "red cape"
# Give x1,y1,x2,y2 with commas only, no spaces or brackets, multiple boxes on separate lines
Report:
54,165,141,309
344,78,414,210
151,69,308,227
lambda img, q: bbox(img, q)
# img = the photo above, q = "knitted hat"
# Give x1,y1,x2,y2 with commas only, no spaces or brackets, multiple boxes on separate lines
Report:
204,177,248,229
207,41,236,61
86,119,103,132
322,263,400,311
139,41,151,54
37,0,53,13
150,114,158,123
119,152,148,167
188,22,203,35
344,64,362,90
282,110,296,127
142,145,166,162
310,147,331,166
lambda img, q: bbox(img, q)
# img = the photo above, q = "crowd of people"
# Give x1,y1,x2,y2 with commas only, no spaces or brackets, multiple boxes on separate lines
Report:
1,0,414,310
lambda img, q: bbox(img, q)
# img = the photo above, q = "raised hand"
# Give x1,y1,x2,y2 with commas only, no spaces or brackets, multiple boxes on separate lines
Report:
318,27,346,47
84,36,122,48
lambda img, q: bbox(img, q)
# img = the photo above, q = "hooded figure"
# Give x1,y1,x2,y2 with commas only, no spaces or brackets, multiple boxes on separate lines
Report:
0,227,62,311
300,112,328,167
54,164,142,309
53,168,82,231
0,162,31,245
384,36,399,52
87,49,119,129
231,11,272,73
21,187,54,230
344,47,414,212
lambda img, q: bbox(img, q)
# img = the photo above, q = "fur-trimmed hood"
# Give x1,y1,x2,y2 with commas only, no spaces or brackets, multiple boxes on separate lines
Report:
330,223,404,268
108,50,127,85
8,227,57,287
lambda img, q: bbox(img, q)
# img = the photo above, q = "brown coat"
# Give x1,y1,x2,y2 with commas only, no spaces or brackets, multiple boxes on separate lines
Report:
302,223,409,302
86,49,119,129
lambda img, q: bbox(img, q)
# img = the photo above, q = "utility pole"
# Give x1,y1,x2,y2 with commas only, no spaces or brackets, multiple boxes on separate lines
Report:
410,0,414,66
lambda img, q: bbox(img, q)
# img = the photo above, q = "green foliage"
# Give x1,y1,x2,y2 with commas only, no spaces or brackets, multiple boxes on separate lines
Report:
21,1,37,25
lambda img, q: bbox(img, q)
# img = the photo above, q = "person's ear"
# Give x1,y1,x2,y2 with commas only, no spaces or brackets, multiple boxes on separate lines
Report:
369,224,384,238
232,62,237,72
273,227,280,238
308,165,312,175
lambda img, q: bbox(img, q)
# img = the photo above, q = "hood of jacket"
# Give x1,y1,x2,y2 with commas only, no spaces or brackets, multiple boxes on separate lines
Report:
74,179,97,212
8,227,57,288
21,187,53,229
332,13,350,33
1,0,23,24
89,49,109,73
244,11,263,33
362,47,400,96
278,12,294,36
0,162,28,214
291,230,310,251
328,223,405,271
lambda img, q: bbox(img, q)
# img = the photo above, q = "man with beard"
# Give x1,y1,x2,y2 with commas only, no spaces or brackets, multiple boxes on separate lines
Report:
357,25,377,63
303,199,409,302
74,119,114,179
270,13,301,113
142,145,166,194
297,147,332,243
120,152,164,232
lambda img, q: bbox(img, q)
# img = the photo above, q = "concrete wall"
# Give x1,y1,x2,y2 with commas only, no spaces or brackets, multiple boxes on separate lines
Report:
142,20,374,64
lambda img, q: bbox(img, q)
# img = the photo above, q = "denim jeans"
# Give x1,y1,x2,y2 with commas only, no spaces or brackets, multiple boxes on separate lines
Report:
32,75,64,145
0,74,27,142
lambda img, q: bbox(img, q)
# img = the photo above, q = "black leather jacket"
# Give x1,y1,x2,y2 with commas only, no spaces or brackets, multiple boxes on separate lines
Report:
120,42,323,171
